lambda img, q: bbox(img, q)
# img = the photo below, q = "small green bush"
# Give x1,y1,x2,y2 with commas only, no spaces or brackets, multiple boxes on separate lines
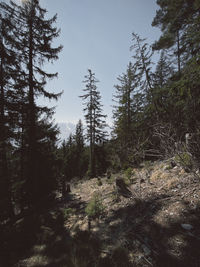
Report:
124,167,132,180
107,174,115,184
175,152,193,169
85,194,104,219
62,208,75,220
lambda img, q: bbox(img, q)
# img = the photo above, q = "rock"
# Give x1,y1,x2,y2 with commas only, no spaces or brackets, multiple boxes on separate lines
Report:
163,165,169,171
140,178,145,183
181,223,193,231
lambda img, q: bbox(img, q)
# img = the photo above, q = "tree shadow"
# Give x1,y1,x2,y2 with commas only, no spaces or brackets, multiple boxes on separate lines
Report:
95,193,200,266
1,191,200,267
0,192,87,267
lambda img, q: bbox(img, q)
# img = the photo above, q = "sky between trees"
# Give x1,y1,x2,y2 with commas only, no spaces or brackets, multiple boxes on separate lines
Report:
23,0,161,126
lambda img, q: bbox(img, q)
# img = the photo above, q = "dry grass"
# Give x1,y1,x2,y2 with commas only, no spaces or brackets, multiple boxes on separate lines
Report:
163,177,179,190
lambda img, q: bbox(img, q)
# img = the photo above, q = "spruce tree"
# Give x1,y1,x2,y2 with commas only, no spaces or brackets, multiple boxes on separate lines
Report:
0,2,20,219
4,0,63,208
80,69,107,177
74,119,85,178
152,0,200,133
112,62,145,165
113,62,139,145
152,0,200,73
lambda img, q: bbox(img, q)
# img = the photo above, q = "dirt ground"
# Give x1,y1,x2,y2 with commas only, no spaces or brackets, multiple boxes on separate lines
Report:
15,160,200,267
62,160,200,266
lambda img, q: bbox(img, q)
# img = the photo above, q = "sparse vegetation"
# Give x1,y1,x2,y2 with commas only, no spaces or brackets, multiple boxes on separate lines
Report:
124,167,133,180
62,208,75,220
111,188,121,203
175,152,193,170
97,178,103,186
1,0,200,266
85,194,104,219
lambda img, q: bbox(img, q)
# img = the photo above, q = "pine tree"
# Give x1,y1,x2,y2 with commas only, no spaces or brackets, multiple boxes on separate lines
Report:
130,33,153,93
152,0,200,133
2,0,63,209
80,69,107,177
130,33,158,116
152,0,200,73
74,119,85,178
74,119,84,155
150,50,175,123
112,61,146,165
0,2,20,219
113,62,139,145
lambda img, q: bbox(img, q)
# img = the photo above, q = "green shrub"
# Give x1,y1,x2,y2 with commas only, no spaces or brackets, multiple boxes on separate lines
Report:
124,167,132,180
107,174,115,184
175,152,193,169
85,194,104,219
62,208,75,220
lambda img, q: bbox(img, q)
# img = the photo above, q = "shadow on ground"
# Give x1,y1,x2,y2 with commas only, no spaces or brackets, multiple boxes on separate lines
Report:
1,191,200,267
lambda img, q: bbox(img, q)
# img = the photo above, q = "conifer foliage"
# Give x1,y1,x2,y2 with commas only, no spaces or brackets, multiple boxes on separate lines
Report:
0,0,62,221
80,69,107,177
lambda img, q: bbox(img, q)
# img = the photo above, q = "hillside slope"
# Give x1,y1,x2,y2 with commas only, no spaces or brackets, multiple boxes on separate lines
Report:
17,160,200,267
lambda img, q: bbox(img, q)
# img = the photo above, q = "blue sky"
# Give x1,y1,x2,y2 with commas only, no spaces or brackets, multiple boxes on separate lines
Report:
15,0,161,125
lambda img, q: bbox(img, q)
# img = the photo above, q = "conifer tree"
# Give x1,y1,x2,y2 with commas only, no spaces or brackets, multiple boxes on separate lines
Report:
130,33,153,93
0,2,20,219
2,0,63,208
113,62,140,146
152,0,200,132
152,0,200,73
131,32,159,121
80,69,107,177
112,62,145,165
74,119,85,178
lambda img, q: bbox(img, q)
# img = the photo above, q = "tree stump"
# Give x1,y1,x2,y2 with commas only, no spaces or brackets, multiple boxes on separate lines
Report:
115,177,132,198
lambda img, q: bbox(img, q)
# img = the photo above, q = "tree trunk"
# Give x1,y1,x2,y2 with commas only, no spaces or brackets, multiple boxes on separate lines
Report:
27,14,36,206
177,30,181,76
0,49,13,219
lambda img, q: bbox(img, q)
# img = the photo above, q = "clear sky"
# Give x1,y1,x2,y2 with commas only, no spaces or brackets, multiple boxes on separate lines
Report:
14,0,161,126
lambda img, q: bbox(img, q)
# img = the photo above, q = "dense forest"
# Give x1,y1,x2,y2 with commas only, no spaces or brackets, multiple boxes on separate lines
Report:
1,0,200,266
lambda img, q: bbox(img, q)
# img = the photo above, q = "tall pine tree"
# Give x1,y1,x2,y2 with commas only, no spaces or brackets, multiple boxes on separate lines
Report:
4,0,63,209
80,69,107,177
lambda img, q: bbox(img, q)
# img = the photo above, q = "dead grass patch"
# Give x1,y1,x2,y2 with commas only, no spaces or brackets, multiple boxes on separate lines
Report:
163,177,179,190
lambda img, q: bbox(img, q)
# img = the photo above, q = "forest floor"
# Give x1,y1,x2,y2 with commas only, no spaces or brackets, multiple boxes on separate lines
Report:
6,160,200,267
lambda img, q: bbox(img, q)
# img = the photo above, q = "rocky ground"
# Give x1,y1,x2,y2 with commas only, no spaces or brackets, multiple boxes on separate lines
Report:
16,160,200,267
